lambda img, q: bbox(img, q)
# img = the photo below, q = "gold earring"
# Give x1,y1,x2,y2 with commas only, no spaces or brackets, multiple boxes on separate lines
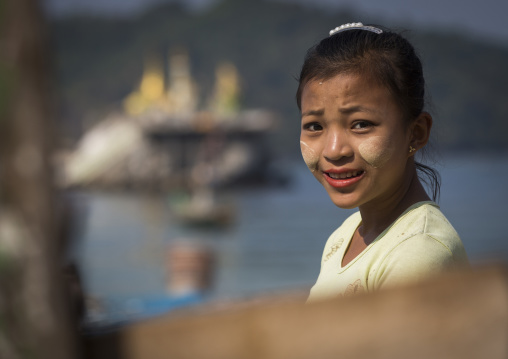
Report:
409,146,416,153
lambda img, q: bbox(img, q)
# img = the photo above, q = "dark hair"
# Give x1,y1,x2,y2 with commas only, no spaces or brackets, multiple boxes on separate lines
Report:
296,25,440,201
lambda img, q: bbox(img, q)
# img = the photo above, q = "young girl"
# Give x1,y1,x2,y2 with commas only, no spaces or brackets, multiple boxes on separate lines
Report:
297,23,468,301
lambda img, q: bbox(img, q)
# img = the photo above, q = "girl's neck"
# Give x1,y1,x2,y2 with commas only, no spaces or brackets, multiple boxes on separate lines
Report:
358,167,431,238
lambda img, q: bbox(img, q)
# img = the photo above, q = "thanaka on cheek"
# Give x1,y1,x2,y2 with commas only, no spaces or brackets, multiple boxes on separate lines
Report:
300,140,318,172
358,136,394,168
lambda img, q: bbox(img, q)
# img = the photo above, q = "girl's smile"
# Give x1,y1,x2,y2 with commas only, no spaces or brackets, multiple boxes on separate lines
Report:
300,73,413,210
323,168,365,188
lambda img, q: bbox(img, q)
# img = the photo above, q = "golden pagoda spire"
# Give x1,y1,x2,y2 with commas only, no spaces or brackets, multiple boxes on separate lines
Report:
123,54,166,116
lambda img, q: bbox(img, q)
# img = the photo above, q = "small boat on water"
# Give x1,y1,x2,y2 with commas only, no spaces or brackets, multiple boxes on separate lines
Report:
170,187,235,228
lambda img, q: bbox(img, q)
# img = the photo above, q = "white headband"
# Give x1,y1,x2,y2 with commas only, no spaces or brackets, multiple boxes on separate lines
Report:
329,22,383,36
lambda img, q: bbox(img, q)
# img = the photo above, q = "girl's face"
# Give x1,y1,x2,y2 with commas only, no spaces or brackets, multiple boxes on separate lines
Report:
300,73,413,210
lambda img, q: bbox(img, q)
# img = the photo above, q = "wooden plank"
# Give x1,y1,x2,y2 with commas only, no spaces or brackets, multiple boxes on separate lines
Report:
86,266,508,359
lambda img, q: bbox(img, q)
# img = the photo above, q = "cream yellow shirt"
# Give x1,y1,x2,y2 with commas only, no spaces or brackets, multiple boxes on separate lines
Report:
307,201,468,301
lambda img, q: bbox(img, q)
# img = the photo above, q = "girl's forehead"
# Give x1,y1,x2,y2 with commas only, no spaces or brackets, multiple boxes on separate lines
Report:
300,73,405,121
302,74,393,105
307,72,382,90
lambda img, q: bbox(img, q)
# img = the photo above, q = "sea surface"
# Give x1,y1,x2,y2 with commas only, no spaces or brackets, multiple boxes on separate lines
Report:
73,153,508,320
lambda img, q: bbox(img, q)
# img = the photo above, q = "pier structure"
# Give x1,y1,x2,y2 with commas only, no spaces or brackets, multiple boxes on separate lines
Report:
61,50,279,191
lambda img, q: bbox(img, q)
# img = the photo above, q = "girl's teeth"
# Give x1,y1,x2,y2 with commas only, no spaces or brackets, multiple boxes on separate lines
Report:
329,171,361,179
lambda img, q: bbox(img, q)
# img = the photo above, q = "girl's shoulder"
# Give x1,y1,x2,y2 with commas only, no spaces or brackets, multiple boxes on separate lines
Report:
393,201,458,239
325,211,362,252
329,211,362,238
321,211,361,255
372,202,469,289
382,201,466,258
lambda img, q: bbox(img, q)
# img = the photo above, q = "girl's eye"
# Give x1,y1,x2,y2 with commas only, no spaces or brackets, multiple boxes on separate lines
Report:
303,122,323,132
352,121,373,131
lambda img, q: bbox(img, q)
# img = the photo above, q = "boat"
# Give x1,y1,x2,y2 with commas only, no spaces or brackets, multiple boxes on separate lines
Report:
58,50,282,192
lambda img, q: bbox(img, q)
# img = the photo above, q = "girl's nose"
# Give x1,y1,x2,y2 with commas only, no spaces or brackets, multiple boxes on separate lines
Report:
322,130,352,161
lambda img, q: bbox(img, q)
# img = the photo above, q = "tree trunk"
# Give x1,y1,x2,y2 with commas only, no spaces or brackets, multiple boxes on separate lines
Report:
0,0,76,358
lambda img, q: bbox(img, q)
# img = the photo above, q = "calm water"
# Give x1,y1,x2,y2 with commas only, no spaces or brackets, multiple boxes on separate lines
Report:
74,153,508,309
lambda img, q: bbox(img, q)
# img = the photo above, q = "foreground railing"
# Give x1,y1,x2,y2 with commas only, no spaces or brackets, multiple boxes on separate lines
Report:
84,265,508,359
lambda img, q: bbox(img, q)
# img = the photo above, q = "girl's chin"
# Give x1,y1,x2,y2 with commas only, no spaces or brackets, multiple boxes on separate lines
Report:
331,201,359,210
327,193,362,209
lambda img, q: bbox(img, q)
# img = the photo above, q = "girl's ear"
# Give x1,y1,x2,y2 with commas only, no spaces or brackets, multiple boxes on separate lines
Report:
409,112,432,154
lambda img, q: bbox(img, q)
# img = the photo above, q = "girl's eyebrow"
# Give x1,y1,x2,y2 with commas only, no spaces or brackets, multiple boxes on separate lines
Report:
302,106,380,117
339,105,378,115
301,109,324,117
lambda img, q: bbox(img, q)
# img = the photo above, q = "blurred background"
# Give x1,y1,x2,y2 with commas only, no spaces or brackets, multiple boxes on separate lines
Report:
37,0,508,327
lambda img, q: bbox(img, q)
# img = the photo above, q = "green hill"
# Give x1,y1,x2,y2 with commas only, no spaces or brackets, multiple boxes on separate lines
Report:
49,0,508,154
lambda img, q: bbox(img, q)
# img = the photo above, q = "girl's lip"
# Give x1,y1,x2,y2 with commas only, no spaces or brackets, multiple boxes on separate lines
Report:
322,169,365,188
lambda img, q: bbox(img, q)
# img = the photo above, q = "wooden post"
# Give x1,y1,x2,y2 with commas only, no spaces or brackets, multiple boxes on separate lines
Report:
0,0,76,358
85,266,508,359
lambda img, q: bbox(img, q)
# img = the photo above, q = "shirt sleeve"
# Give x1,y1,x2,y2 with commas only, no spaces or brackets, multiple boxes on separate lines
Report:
374,233,457,290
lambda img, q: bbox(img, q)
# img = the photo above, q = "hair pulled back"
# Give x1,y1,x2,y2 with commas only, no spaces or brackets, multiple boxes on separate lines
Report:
296,26,440,201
